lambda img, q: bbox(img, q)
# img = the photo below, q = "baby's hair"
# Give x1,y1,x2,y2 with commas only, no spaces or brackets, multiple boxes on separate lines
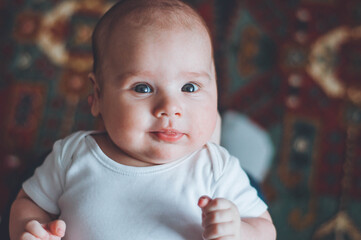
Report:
91,0,212,83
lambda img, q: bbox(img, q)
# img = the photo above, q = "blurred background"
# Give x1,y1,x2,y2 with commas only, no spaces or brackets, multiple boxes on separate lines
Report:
1,0,361,239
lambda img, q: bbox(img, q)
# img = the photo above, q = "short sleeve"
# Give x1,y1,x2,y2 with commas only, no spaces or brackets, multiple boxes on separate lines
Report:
22,139,66,215
210,145,268,218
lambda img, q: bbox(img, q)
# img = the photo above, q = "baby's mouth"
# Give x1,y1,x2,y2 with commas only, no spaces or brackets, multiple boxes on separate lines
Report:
151,129,185,142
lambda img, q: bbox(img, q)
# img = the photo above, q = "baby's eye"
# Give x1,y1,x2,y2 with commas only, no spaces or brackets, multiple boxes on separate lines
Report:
133,83,153,93
181,83,199,93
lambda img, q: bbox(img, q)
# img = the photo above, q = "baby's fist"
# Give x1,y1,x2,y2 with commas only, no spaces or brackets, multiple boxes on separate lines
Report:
198,196,242,240
21,219,66,240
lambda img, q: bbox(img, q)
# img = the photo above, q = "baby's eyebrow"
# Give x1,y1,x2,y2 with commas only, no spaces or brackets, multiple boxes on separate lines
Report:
179,71,212,81
116,71,156,81
116,70,212,81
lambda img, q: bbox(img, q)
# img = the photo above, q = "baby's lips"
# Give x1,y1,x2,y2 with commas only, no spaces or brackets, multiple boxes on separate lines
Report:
151,129,185,142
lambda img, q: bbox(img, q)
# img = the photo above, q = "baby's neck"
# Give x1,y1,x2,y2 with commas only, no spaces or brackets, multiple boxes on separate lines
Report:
92,132,193,167
91,132,156,167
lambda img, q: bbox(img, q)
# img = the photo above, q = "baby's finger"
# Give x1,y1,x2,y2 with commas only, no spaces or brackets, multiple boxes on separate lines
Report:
204,236,234,240
203,222,234,239
198,196,212,209
47,220,66,237
20,232,41,240
24,220,49,239
203,209,234,227
203,198,233,213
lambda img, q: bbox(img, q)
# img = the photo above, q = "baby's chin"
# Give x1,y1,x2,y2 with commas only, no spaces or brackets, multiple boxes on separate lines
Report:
143,147,201,165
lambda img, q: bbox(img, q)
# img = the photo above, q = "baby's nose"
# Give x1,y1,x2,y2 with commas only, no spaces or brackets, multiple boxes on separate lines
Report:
153,96,182,118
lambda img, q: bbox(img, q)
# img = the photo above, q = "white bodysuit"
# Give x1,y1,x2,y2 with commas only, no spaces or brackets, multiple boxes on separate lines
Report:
23,131,267,240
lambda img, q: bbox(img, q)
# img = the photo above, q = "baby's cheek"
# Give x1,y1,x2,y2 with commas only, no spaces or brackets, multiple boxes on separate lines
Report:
192,127,209,142
198,112,216,130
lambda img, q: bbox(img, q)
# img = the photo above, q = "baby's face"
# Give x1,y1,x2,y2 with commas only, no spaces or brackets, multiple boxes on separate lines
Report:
92,25,218,166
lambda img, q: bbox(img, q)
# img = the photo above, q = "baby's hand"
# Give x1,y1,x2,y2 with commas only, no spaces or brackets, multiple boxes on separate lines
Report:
198,196,242,240
21,219,66,240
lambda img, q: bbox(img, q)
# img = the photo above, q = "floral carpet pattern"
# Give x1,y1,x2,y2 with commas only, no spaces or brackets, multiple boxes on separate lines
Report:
1,0,361,239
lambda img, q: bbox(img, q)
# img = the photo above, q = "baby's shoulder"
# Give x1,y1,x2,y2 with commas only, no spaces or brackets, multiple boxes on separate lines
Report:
56,131,93,150
202,142,240,179
52,130,94,162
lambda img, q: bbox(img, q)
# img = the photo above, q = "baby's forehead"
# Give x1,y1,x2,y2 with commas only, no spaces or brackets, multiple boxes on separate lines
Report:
95,0,209,43
92,0,213,77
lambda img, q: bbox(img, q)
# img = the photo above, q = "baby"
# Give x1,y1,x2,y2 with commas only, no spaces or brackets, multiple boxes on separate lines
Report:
9,0,276,239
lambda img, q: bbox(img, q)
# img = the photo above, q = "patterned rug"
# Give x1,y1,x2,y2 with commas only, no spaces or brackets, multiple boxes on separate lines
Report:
1,0,361,239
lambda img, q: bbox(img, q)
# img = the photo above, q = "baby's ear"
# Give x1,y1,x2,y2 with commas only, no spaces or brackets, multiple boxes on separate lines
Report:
88,73,101,117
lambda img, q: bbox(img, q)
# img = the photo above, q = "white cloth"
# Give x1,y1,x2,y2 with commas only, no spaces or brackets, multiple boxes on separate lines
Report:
221,111,274,182
23,131,267,240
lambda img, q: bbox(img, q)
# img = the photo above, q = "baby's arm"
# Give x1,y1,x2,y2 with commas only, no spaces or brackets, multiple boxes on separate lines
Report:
198,196,276,240
9,188,66,240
